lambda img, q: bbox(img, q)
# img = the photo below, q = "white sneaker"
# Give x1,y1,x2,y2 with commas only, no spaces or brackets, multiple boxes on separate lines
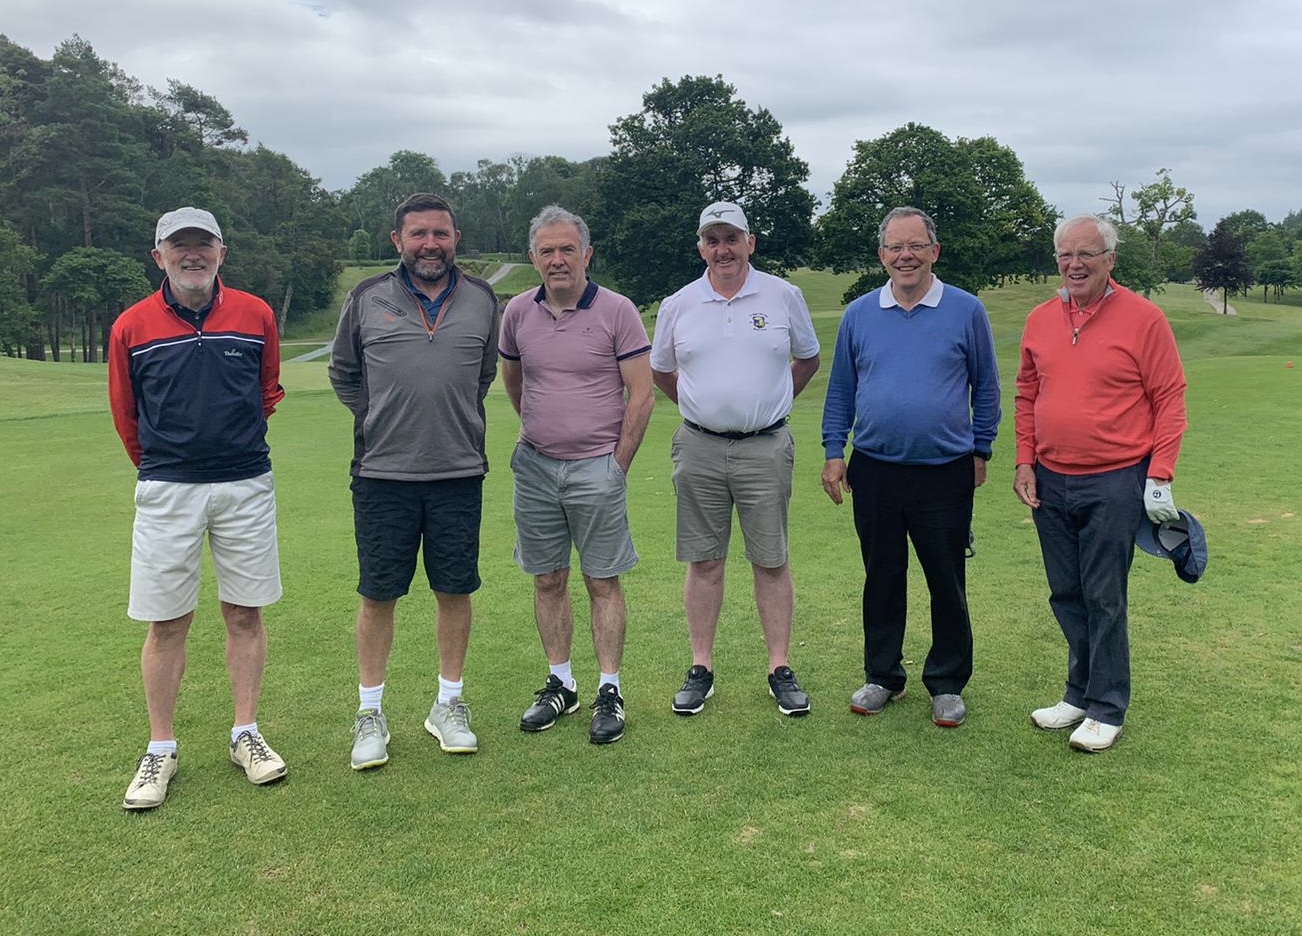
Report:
1030,700,1087,730
230,731,288,784
1069,718,1123,752
123,751,178,810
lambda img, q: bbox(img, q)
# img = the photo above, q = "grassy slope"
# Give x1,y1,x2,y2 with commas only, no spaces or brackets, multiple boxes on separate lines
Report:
1,275,1299,935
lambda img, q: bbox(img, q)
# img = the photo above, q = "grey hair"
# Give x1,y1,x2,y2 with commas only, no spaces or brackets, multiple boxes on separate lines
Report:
1054,215,1118,252
528,205,590,253
877,207,938,247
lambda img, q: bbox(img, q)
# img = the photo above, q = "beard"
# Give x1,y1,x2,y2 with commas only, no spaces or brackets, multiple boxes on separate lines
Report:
403,250,453,284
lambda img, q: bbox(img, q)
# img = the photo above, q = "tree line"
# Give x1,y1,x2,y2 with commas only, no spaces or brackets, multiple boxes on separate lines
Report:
2,35,1299,361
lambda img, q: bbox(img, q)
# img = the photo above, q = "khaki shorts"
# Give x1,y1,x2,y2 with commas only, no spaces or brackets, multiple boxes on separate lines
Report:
670,423,793,567
128,472,281,621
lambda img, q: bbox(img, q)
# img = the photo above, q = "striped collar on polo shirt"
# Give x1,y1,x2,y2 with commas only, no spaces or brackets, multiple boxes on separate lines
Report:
532,277,599,310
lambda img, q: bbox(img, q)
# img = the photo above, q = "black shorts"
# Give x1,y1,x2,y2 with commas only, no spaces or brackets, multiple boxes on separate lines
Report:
351,475,483,600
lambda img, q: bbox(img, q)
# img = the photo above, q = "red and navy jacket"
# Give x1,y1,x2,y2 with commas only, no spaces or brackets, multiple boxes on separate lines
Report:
109,278,285,482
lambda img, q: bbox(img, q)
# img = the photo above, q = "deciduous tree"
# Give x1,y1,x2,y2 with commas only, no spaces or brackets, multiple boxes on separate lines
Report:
1192,220,1253,314
505,155,602,253
339,150,448,262
1112,223,1165,296
593,75,814,306
816,123,1055,301
223,145,346,325
1102,169,1196,293
1243,227,1292,301
1256,259,1294,301
39,246,150,361
1217,209,1271,243
450,158,519,255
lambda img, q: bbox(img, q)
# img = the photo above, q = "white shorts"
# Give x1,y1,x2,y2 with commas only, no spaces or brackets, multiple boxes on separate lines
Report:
128,472,282,622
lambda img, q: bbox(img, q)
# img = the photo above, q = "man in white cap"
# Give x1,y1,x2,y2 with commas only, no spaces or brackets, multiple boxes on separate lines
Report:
650,201,821,717
110,207,287,809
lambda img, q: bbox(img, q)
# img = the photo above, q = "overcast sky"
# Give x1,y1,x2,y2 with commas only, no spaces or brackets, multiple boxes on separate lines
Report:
6,0,1301,228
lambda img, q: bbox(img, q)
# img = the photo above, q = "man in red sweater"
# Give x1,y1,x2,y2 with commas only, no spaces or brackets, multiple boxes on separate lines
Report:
1014,215,1187,752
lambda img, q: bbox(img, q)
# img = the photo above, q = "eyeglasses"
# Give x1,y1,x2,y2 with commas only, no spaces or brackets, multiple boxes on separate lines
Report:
1056,249,1112,263
881,242,934,256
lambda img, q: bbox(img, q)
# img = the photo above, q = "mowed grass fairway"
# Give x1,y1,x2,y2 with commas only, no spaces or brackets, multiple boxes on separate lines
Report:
1,276,1299,935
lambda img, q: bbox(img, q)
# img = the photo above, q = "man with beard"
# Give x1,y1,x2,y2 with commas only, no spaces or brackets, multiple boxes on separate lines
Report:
111,207,287,810
329,193,500,769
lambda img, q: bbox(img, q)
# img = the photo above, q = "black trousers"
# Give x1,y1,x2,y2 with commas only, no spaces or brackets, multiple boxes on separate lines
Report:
847,451,975,696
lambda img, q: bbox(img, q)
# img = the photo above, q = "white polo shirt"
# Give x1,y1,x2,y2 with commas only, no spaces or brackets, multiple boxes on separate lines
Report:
651,266,819,433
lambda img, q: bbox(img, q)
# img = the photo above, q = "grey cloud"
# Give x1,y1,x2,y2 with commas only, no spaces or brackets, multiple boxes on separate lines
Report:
4,0,1300,224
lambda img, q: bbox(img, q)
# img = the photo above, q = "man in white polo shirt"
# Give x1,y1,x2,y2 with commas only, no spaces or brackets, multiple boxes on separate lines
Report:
650,201,821,717
499,205,655,744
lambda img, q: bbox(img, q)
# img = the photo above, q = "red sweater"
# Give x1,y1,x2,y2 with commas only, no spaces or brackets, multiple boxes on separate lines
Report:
1014,280,1187,479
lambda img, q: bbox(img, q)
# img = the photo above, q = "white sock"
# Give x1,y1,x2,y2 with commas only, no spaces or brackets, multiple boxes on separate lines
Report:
146,740,177,756
231,722,258,745
549,660,576,691
438,675,463,705
599,672,620,692
359,682,385,713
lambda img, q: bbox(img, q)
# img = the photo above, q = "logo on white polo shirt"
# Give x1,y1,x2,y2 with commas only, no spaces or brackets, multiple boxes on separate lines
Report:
750,313,769,330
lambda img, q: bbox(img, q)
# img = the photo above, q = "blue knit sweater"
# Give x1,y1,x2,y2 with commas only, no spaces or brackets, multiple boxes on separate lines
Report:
821,281,1001,465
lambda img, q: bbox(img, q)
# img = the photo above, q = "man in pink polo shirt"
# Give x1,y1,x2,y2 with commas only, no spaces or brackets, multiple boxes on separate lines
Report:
499,205,655,744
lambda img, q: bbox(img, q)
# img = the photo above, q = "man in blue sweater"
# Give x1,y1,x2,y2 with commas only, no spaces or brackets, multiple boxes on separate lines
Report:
820,207,1001,728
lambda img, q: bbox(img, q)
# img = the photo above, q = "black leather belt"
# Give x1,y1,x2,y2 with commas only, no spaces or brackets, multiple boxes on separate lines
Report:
682,418,787,440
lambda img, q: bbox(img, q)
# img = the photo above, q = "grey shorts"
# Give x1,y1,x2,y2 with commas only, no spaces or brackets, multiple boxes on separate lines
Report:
510,442,638,578
670,423,794,567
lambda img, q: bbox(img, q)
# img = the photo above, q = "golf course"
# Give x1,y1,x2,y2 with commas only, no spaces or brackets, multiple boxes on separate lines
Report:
1,270,1298,935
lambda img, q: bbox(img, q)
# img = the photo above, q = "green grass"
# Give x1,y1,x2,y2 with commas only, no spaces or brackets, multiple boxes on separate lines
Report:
1,274,1300,935
489,263,545,299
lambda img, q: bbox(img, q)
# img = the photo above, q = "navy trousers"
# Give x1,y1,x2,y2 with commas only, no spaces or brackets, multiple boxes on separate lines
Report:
1032,461,1147,725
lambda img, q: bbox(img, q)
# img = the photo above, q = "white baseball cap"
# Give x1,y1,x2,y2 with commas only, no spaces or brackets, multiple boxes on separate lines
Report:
155,207,223,245
697,201,749,235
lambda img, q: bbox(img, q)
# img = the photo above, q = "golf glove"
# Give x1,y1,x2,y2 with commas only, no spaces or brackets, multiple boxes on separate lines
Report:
1144,479,1179,523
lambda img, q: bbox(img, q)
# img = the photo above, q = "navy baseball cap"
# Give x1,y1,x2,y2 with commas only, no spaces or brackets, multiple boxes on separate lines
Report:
1136,509,1208,583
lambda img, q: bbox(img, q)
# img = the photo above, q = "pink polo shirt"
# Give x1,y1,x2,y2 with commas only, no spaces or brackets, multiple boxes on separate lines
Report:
500,280,651,460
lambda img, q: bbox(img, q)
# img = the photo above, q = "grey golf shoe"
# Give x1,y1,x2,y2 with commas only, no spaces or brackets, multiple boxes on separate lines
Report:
351,709,390,770
425,698,478,753
850,682,905,715
930,693,966,727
